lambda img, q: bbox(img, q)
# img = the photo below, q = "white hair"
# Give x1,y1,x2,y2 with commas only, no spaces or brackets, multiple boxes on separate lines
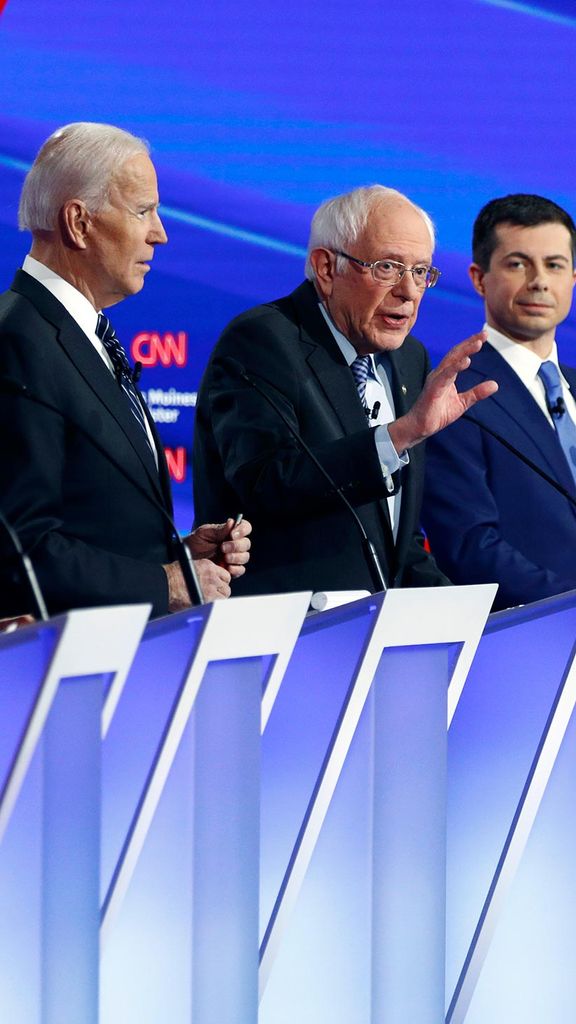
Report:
18,122,150,232
305,184,436,280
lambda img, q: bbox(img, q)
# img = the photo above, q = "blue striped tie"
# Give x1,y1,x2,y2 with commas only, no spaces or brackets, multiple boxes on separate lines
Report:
96,313,155,457
351,354,371,411
538,360,576,487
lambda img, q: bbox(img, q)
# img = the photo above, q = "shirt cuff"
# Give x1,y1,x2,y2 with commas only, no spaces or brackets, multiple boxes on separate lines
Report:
374,424,409,482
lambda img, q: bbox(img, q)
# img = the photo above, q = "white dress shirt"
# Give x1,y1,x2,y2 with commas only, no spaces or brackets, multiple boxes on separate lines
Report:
486,324,576,428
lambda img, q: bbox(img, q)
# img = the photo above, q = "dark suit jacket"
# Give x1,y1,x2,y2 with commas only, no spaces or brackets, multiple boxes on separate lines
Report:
422,341,576,611
0,270,174,617
192,280,448,596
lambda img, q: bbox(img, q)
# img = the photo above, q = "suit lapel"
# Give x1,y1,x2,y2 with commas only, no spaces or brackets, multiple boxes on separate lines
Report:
385,343,423,563
289,281,373,433
467,343,576,500
387,346,413,416
288,284,396,543
12,271,167,507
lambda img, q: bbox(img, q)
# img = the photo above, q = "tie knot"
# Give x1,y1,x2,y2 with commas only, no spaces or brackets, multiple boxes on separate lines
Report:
538,360,561,393
96,313,115,345
96,313,132,383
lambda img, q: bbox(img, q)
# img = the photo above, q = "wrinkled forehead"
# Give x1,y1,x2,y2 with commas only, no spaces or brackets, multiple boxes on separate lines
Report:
356,199,434,261
108,153,158,201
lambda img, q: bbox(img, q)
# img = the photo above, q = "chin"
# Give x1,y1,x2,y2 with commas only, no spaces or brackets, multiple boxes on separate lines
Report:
374,333,409,352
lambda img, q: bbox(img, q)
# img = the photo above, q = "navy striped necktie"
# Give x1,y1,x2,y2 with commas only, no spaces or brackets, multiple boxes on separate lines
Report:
351,354,371,409
96,313,155,457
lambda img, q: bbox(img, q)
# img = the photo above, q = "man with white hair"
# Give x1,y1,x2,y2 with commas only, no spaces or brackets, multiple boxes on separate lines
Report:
0,122,251,618
193,185,496,596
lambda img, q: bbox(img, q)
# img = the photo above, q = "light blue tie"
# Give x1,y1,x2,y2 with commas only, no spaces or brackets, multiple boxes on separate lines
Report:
350,355,371,410
538,360,576,487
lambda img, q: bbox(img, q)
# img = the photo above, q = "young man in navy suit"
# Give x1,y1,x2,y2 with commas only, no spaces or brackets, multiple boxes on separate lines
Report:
422,194,576,610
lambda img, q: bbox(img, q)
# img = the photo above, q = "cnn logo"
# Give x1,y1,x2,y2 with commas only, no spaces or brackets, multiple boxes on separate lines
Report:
132,332,188,367
164,447,187,482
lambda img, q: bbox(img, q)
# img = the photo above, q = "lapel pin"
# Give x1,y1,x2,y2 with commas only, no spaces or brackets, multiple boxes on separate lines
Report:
401,384,407,395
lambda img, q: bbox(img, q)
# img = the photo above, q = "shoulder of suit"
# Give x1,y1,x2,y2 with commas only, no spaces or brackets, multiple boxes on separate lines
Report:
216,283,318,351
0,283,52,336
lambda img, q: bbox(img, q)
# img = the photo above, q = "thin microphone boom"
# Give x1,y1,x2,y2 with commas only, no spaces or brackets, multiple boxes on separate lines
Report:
462,411,576,508
0,508,49,621
220,356,387,592
0,377,204,608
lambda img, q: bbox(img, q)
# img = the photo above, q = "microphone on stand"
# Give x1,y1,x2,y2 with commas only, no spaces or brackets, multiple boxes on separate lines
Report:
547,396,566,419
0,507,49,621
220,357,387,593
0,377,204,608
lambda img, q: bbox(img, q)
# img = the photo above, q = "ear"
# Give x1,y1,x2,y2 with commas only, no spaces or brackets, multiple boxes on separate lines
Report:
309,247,336,300
469,262,486,298
60,199,91,250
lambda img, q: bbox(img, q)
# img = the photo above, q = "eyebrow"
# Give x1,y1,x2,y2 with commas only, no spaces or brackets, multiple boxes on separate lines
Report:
377,252,432,264
502,250,570,262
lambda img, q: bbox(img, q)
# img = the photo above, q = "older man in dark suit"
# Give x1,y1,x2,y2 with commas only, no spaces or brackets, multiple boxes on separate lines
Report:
193,185,496,597
0,122,251,618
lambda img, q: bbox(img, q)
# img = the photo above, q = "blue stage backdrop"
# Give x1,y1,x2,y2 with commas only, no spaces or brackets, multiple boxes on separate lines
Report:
1,0,576,527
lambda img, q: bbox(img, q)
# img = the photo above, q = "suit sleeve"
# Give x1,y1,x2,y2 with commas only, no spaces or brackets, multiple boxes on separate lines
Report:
421,414,576,609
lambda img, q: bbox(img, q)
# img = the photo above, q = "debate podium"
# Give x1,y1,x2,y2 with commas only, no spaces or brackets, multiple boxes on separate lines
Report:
2,583,575,1023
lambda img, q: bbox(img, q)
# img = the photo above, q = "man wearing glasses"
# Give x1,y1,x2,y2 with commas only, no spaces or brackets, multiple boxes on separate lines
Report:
193,185,496,597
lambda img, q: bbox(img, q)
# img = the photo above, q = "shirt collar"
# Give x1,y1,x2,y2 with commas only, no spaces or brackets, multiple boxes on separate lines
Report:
23,254,100,340
485,323,562,389
318,301,382,375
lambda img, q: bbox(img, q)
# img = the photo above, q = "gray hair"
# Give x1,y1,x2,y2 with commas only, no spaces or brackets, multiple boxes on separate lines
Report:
305,184,435,280
19,122,150,232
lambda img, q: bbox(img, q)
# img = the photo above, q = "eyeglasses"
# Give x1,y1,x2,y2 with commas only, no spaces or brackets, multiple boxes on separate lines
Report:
335,250,441,290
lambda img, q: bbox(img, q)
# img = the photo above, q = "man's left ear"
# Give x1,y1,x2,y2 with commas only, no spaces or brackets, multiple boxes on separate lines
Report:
60,199,91,250
469,262,486,298
309,247,336,299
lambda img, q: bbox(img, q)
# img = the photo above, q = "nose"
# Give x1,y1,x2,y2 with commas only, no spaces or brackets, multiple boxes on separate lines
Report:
527,265,549,290
393,268,420,300
149,210,168,246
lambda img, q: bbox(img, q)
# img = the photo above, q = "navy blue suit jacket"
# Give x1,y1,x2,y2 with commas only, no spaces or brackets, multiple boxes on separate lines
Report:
421,341,576,611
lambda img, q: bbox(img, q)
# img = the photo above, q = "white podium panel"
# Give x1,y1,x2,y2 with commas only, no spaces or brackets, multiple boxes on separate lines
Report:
100,592,311,1024
259,585,496,1024
446,591,576,1023
0,605,150,1024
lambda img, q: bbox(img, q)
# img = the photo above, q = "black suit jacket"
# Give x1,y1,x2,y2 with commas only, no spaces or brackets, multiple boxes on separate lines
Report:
193,280,448,596
0,270,174,617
